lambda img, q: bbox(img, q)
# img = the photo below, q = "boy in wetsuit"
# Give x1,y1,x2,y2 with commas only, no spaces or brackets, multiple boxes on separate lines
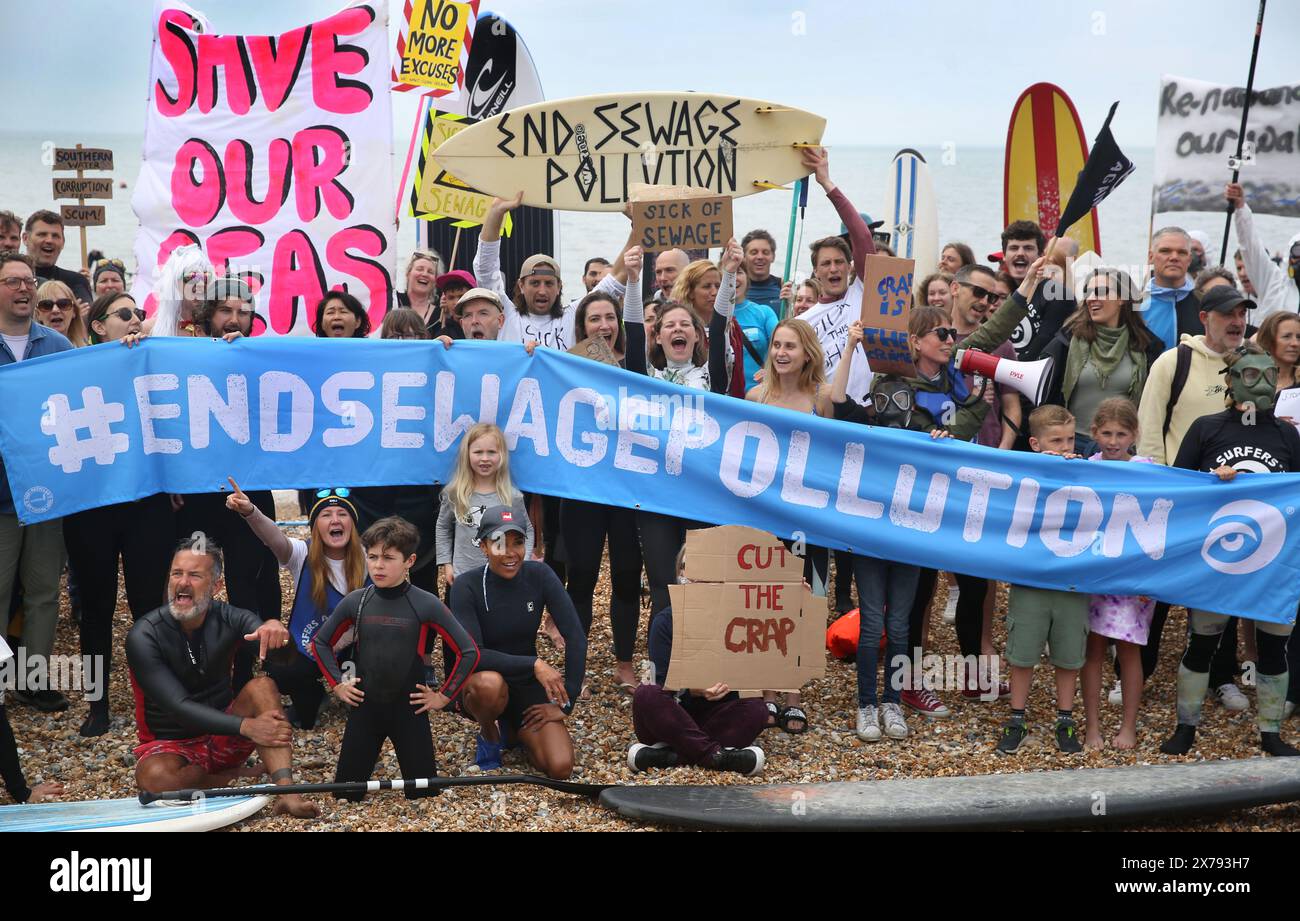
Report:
313,517,480,799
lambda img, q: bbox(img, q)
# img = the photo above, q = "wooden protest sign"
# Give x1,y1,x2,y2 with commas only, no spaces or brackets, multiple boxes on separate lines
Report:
858,254,916,378
59,205,106,227
52,147,114,172
665,526,824,694
398,0,472,92
52,178,113,200
50,143,114,271
631,191,733,253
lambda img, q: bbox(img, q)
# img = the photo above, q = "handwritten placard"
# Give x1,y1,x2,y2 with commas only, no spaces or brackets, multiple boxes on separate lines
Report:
53,148,114,172
399,0,471,92
59,205,106,227
53,178,113,200
632,194,733,253
859,254,915,377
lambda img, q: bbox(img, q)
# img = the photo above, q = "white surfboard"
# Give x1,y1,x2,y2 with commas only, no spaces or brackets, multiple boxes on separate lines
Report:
0,794,270,832
431,92,826,211
888,149,939,277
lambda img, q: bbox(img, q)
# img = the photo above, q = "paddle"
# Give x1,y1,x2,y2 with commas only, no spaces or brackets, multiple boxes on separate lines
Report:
1218,0,1267,266
138,773,612,805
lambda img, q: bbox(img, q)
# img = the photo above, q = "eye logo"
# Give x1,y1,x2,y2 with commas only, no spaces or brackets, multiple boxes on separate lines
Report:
1201,500,1285,575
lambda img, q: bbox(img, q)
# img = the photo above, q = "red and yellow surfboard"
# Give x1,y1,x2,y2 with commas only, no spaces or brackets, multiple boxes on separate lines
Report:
1003,83,1101,255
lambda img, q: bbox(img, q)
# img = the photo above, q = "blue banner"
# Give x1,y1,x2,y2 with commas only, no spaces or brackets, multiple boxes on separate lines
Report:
1,338,1298,621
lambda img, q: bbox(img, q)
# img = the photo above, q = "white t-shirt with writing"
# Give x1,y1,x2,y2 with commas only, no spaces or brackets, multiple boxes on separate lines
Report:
799,278,873,402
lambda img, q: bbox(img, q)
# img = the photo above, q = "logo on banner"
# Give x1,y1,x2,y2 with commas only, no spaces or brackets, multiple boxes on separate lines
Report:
22,486,54,516
1200,500,1286,575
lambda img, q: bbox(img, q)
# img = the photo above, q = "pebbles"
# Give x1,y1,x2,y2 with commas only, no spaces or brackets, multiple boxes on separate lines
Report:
6,551,1297,831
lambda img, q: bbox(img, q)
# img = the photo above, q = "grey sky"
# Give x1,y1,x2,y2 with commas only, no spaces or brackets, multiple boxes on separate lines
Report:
5,0,1298,146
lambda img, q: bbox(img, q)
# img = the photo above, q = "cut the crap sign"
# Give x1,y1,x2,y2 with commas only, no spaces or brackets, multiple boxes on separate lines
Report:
430,91,826,211
666,526,824,694
131,3,396,336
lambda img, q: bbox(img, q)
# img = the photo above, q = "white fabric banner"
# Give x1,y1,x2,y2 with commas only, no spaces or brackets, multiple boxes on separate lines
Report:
131,1,396,336
1154,74,1300,218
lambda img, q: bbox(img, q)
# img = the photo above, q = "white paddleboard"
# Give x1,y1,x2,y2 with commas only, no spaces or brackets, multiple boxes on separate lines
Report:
888,149,939,276
431,91,825,211
0,794,270,833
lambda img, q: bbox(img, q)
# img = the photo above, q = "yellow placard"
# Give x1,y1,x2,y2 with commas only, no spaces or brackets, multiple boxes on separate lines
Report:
412,111,510,233
399,0,471,92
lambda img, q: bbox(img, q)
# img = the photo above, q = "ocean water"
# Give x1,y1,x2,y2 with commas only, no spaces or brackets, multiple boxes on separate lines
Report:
3,130,1296,297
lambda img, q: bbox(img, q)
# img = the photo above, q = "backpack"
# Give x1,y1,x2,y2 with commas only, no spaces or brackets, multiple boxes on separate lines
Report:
1161,344,1194,439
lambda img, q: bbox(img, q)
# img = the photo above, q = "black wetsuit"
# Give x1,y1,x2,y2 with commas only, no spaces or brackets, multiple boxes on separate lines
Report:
126,602,264,742
313,583,478,799
449,562,587,729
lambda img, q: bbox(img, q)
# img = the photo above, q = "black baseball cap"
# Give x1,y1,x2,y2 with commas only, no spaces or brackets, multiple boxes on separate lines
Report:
1198,285,1257,314
475,507,527,543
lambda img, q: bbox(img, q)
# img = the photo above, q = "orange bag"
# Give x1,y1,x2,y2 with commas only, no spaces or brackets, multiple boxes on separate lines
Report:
826,608,888,660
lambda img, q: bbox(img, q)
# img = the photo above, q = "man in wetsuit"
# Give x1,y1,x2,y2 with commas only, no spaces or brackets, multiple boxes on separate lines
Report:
312,517,479,800
1161,343,1300,758
449,508,586,779
125,537,318,818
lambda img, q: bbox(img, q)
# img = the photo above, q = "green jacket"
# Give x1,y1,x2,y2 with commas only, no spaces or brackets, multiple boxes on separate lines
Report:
872,291,1030,441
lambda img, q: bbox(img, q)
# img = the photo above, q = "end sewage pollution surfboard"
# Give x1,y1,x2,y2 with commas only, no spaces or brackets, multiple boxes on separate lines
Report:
0,794,270,832
431,92,827,211
887,148,938,276
1004,82,1101,254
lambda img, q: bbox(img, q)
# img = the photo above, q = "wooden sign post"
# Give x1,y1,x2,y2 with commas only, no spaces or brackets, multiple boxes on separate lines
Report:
51,144,113,271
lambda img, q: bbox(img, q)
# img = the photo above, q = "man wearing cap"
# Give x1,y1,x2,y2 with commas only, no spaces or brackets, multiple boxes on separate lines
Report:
195,277,263,340
1134,284,1255,708
433,269,475,338
474,193,630,352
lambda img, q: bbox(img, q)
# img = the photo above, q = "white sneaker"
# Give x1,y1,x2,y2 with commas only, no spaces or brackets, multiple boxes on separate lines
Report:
941,585,959,624
1214,683,1249,711
881,702,909,739
1107,682,1123,706
856,705,882,742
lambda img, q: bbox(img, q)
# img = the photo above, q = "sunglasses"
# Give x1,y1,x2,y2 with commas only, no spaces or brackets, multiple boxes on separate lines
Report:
37,298,74,311
1231,365,1278,388
958,282,1000,304
927,327,959,343
872,390,914,414
315,487,351,499
105,307,146,322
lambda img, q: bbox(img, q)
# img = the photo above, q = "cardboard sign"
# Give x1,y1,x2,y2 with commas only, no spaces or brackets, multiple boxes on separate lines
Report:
631,193,733,253
859,254,915,377
399,0,472,92
568,335,619,366
413,111,499,225
665,526,825,694
59,205,106,227
53,178,113,200
53,148,114,172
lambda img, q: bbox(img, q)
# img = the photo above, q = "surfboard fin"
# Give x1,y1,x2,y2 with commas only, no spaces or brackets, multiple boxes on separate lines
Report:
753,180,790,191
754,106,794,113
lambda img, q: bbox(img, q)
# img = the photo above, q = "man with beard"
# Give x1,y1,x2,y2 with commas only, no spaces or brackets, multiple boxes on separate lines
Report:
125,537,318,817
173,278,282,694
1161,342,1300,758
21,210,92,305
1187,230,1210,278
653,249,689,302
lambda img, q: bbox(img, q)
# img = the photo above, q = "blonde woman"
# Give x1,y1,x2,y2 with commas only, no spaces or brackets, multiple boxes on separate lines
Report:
34,279,89,346
671,258,747,396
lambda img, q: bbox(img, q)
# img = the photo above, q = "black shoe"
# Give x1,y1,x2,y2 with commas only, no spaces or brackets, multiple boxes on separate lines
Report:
78,706,111,737
1055,718,1083,754
12,689,69,712
1160,723,1197,755
995,720,1028,754
710,746,765,776
1261,732,1300,757
627,742,678,772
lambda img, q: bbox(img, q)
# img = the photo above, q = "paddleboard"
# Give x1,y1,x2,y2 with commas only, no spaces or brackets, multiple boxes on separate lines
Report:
0,794,270,833
887,149,939,276
431,92,826,212
420,12,554,288
600,757,1300,831
1004,82,1101,255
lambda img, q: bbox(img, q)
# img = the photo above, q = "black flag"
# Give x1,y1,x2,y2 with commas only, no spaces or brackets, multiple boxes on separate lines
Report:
1057,102,1135,236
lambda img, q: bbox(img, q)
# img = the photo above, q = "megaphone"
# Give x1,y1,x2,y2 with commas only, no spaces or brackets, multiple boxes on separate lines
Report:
956,349,1054,405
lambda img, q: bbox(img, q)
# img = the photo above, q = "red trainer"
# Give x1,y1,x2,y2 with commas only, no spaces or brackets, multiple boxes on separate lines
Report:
901,687,951,719
960,671,1011,701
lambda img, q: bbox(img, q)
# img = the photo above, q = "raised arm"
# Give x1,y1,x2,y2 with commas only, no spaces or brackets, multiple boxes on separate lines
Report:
961,257,1045,354
473,194,522,304
226,477,292,564
1227,183,1288,322
805,146,875,278
709,240,741,394
621,246,649,376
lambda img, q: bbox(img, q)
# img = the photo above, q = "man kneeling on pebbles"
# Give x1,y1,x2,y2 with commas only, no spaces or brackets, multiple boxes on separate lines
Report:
125,536,318,818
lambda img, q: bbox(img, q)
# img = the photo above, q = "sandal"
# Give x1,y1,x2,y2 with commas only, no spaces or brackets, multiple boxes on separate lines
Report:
777,705,809,734
764,701,780,730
